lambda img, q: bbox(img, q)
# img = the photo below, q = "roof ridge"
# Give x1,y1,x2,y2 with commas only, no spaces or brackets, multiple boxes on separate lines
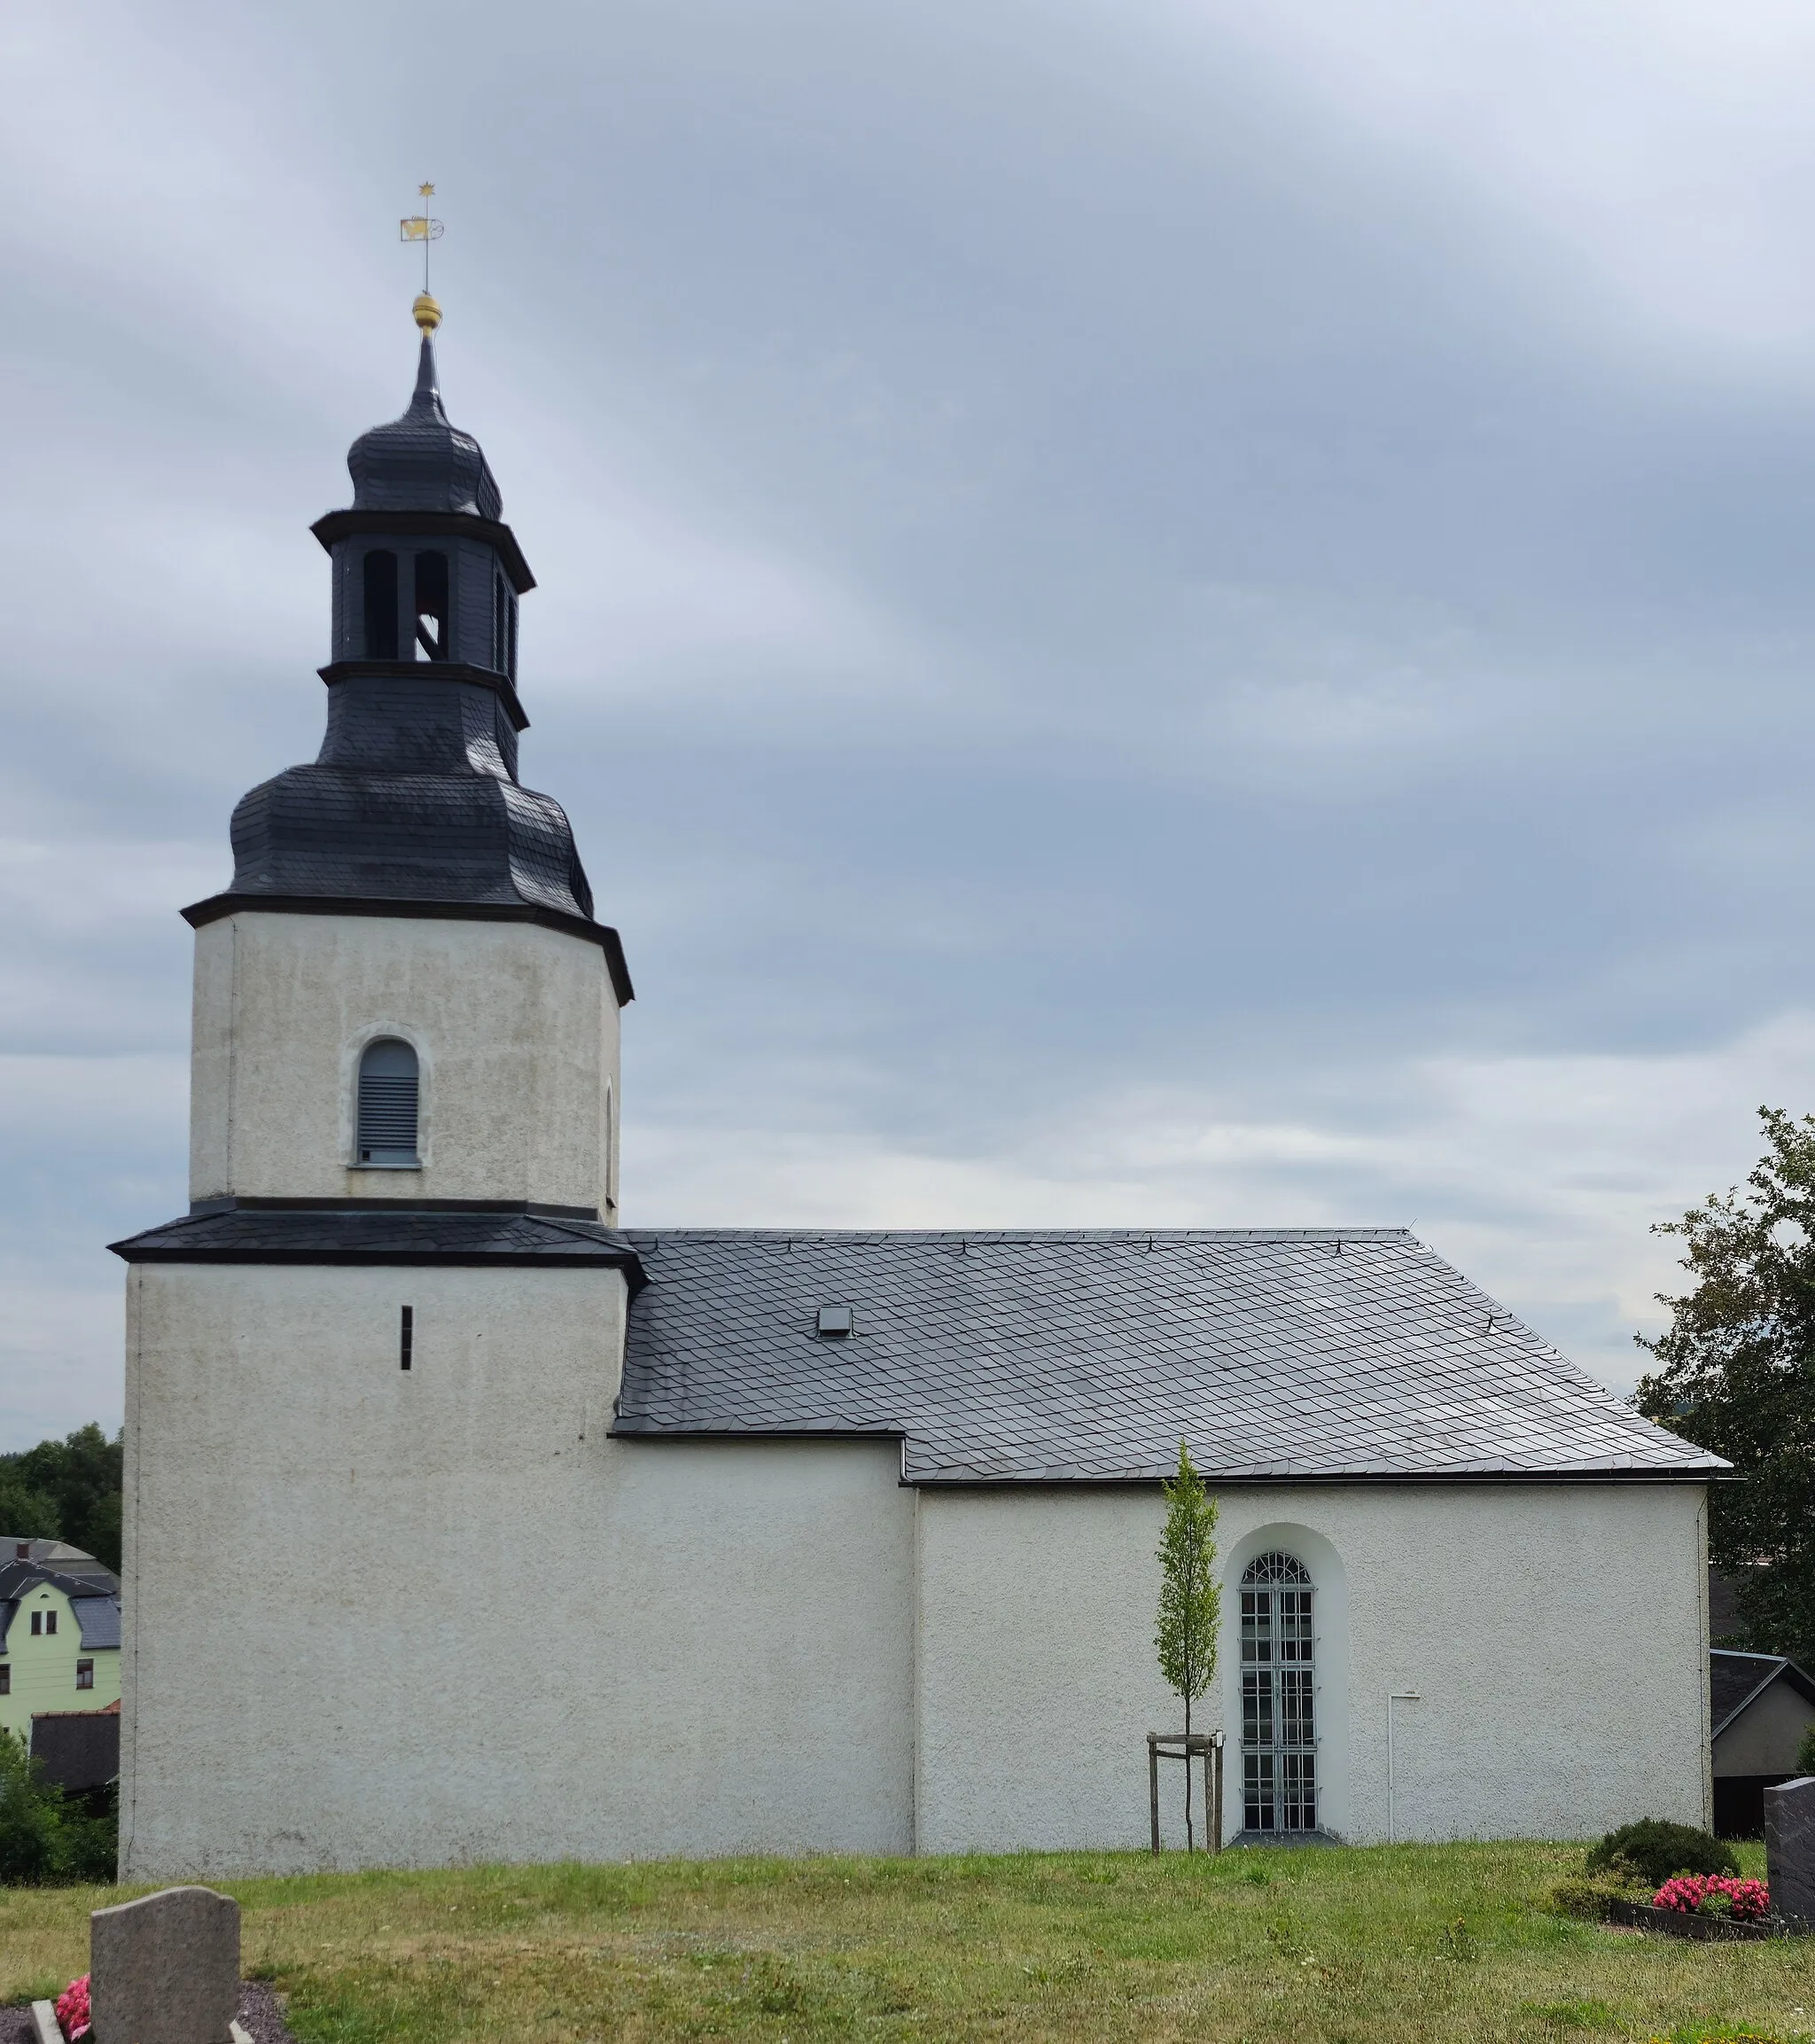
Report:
623,1227,1417,1244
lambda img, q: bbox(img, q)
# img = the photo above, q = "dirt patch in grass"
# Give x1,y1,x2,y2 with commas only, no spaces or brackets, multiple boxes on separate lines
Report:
0,1842,1805,2043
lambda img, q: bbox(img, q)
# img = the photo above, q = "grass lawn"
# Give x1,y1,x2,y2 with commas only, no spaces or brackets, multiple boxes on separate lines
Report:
3,1840,1809,2042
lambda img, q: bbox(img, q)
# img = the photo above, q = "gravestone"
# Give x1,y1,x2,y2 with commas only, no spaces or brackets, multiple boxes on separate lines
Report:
90,1885,240,2044
1764,1775,1815,1931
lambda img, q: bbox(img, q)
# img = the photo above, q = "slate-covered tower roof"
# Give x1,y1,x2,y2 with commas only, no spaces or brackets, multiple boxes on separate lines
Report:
183,308,627,995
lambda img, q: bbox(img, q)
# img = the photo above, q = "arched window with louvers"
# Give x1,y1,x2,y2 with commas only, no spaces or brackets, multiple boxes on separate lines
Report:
355,1039,420,1167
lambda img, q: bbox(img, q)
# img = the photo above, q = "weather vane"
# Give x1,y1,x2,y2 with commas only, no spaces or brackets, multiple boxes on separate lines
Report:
400,182,445,334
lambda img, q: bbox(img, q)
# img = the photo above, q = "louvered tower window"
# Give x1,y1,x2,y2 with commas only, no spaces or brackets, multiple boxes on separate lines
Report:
356,1039,419,1166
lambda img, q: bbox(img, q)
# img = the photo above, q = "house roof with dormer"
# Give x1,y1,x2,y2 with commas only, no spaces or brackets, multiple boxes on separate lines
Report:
0,1561,122,1657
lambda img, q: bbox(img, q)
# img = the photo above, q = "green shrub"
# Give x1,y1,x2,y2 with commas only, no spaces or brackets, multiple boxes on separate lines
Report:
1796,1723,1815,1779
1547,1876,1632,1920
1585,1820,1737,1889
0,1730,61,1884
0,1728,117,1885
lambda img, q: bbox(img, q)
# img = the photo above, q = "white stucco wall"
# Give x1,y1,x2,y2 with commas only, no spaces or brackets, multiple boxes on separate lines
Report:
121,1263,914,1877
189,912,620,1213
915,1481,1710,1853
124,1243,1709,1871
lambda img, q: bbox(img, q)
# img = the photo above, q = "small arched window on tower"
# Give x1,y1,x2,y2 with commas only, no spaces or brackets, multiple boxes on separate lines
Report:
493,571,508,675
356,1039,420,1167
362,550,399,659
413,550,449,661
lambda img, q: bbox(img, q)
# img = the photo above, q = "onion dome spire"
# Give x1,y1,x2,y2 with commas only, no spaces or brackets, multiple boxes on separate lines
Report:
347,298,502,520
179,278,631,1005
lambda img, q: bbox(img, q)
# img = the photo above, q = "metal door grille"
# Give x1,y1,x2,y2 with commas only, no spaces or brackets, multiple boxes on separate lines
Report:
1241,1551,1316,1832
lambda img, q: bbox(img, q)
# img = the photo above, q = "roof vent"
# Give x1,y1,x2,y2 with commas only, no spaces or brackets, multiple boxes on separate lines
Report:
816,1305,855,1338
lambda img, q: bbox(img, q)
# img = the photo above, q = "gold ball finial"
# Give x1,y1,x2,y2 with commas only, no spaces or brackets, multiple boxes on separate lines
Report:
413,290,442,335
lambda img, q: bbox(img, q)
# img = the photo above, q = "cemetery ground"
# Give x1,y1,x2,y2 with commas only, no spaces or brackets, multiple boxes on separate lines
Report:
3,1839,1810,2043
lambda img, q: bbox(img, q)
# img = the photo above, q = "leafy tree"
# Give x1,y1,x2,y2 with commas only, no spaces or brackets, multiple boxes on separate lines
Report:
0,1425,122,1574
1796,1723,1815,1779
1155,1440,1220,1850
1635,1108,1815,1670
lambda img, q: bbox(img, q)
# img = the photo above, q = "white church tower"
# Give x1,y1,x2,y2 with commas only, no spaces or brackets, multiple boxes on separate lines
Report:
112,297,643,1875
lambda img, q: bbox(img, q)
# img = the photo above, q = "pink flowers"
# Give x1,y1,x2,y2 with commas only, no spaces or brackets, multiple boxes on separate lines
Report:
54,1973,90,2042
1653,1873,1771,1921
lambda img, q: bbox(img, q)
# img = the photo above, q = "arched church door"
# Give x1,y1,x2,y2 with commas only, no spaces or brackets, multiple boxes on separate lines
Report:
1240,1551,1317,1833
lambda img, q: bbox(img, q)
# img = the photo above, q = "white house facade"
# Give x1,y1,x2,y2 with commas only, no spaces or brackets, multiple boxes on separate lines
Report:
112,307,1724,1880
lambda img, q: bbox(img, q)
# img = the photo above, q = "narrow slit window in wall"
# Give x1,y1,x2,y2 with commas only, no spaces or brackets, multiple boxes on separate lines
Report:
414,550,449,660
357,1039,420,1166
401,1305,413,1371
493,572,507,673
0,1666,9,1695
362,550,399,659
507,587,518,678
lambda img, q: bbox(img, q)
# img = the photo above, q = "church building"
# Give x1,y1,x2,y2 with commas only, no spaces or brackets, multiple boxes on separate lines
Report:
112,301,1724,1877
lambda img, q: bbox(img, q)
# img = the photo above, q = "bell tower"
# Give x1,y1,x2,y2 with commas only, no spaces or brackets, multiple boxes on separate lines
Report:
112,300,643,1878
174,294,631,1218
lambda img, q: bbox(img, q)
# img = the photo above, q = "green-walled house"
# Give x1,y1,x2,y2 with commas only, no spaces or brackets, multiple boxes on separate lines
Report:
0,1539,121,1745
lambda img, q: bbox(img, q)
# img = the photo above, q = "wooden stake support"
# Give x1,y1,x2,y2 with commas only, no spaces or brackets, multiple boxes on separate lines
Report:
1148,1729,1224,1854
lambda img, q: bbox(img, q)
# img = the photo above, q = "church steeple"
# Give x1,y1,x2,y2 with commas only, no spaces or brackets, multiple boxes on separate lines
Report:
183,304,631,1007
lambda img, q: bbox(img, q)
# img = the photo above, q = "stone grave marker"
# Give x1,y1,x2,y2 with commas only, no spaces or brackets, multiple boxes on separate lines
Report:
90,1884,241,2044
1764,1775,1815,1931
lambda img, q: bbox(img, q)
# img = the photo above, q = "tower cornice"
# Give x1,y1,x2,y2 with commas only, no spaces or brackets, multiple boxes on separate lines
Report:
310,507,535,593
318,659,528,732
177,893,635,1006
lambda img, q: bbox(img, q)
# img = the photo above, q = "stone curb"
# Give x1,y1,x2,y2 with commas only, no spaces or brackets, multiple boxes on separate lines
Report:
27,2001,256,2044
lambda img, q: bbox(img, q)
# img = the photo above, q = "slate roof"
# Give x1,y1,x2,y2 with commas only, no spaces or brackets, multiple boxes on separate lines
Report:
348,334,502,519
70,1597,121,1651
614,1228,1726,1485
111,1205,645,1277
1710,1649,1815,1738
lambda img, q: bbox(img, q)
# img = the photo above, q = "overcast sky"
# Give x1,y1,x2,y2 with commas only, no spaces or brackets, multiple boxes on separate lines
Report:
8,0,1815,1447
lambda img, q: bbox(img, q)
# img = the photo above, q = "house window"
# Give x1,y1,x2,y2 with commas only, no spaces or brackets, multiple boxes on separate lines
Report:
356,1038,420,1166
0,1666,9,1695
362,550,400,659
76,1659,94,1691
30,1608,56,1636
1241,1551,1315,1834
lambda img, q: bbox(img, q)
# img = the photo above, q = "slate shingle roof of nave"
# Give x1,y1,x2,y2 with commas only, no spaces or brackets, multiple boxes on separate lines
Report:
614,1228,1727,1485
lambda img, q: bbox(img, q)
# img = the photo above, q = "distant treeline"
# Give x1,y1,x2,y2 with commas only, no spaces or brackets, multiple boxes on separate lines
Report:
0,1424,122,1574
